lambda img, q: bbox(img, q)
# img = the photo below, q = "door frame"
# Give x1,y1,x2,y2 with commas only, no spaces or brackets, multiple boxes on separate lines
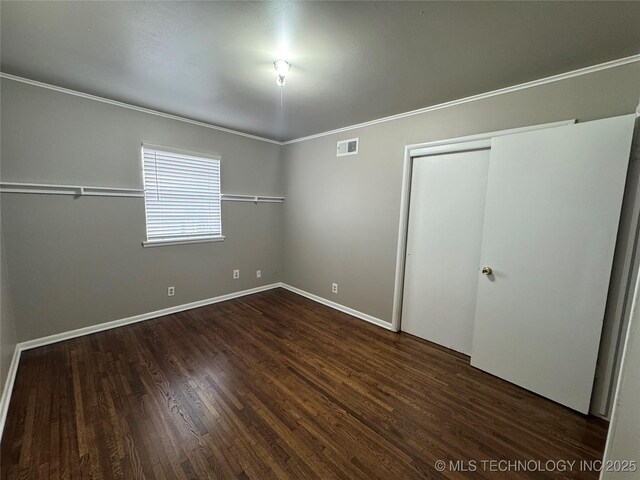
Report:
390,119,575,333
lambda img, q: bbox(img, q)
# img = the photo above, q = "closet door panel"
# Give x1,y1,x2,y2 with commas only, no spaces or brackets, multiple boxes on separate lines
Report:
471,114,635,413
402,149,490,354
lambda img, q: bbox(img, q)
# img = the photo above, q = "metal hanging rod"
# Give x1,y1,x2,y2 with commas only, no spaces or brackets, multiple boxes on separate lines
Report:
0,182,144,197
0,183,285,203
221,194,285,204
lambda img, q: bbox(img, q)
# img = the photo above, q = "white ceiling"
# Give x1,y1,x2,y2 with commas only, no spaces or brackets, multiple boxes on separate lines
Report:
2,1,640,142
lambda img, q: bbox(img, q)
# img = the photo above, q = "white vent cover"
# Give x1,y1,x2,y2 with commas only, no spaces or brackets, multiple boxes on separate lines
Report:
337,138,359,157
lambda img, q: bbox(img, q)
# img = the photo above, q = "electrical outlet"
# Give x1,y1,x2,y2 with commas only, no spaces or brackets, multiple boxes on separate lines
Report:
168,286,175,296
256,270,262,279
332,283,338,294
233,269,240,280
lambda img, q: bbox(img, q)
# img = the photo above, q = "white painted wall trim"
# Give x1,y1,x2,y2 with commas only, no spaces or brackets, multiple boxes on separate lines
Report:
0,344,21,438
280,283,394,331
18,283,282,351
0,73,282,146
391,119,576,332
283,54,638,144
0,281,394,439
0,283,278,439
3,54,638,146
13,283,394,352
391,145,413,334
407,119,575,158
141,236,226,248
592,118,640,418
600,257,640,479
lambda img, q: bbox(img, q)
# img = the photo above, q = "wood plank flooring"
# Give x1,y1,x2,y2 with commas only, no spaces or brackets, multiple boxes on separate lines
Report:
1,288,608,479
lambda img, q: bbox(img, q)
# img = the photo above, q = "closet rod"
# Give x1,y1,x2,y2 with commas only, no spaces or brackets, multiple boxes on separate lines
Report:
221,194,285,203
0,183,285,203
0,182,143,198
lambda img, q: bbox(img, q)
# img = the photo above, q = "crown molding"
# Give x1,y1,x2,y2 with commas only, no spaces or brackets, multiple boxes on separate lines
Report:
282,54,640,145
2,53,638,146
0,72,283,145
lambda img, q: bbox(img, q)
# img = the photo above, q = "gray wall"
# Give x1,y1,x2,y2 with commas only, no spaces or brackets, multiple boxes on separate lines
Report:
0,79,284,342
1,229,18,395
282,62,640,323
1,62,639,371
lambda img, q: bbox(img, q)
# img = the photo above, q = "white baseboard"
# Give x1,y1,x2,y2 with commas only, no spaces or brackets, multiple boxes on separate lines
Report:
18,283,282,351
14,282,394,352
0,281,394,439
0,283,283,439
16,282,394,352
0,344,21,438
280,283,396,331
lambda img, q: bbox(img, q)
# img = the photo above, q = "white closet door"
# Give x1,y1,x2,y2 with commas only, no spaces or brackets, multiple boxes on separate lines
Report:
402,149,490,354
471,114,636,413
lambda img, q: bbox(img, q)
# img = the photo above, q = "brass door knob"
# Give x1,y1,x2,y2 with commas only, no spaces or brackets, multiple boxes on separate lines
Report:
481,266,493,275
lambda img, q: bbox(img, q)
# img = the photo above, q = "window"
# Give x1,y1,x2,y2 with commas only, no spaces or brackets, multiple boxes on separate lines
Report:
141,145,223,247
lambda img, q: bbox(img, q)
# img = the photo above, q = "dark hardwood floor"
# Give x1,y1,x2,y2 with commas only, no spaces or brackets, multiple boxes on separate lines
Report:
1,288,608,479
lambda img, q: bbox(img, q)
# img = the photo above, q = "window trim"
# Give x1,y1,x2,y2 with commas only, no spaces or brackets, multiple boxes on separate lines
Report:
140,143,224,247
142,235,225,248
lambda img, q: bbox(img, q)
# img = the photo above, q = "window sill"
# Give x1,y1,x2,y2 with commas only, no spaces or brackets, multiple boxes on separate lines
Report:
142,236,225,248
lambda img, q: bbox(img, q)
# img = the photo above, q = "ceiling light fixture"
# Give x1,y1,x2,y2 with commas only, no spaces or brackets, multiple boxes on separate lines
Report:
274,59,291,86
274,59,291,107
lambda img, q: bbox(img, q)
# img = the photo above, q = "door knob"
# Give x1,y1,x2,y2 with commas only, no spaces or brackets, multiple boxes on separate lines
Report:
481,266,493,275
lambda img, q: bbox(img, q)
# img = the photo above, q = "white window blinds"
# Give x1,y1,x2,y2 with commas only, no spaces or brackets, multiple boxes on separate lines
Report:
142,145,222,245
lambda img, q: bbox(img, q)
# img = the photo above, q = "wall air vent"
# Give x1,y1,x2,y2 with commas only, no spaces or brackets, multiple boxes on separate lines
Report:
337,138,359,157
